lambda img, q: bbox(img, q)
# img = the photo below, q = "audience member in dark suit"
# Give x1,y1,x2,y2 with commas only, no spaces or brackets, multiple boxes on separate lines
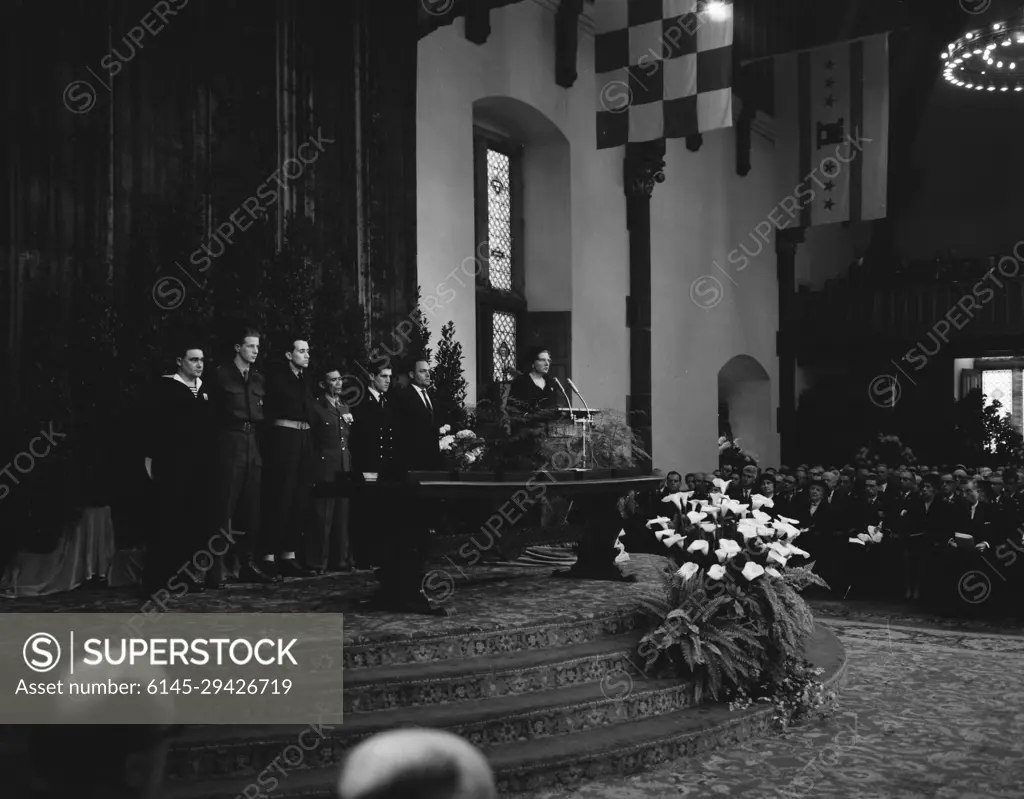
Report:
141,340,213,597
349,361,395,569
937,480,997,613
307,368,353,574
394,359,444,472
726,464,759,504
902,473,950,601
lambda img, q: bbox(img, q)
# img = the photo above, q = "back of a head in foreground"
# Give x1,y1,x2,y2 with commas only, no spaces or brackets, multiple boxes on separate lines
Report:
336,728,496,799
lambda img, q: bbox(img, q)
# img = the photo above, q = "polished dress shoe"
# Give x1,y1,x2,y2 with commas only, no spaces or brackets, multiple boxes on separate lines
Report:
236,562,275,584
277,559,314,578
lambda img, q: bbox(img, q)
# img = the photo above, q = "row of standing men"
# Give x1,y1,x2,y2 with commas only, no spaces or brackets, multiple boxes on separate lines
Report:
143,328,443,603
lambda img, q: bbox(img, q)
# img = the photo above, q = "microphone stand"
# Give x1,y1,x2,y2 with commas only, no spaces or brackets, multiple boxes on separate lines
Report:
566,378,593,470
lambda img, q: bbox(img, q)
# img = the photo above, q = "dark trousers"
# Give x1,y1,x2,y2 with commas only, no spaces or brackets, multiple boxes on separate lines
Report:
144,472,204,593
307,494,351,570
263,426,313,555
209,430,262,575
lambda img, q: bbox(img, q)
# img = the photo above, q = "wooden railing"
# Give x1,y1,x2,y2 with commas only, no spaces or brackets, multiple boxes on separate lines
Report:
794,276,1024,346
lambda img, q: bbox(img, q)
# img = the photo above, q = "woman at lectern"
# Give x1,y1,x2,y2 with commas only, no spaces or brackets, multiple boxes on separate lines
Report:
507,347,559,416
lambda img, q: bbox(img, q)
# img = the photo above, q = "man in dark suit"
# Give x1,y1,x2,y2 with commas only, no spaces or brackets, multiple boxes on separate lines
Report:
394,359,444,472
205,326,274,586
349,361,395,570
141,339,213,597
261,336,316,579
377,357,445,614
726,464,759,503
307,368,353,573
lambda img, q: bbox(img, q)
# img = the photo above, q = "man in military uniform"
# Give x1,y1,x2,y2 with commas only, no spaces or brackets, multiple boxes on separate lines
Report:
349,361,394,570
261,336,316,579
205,326,273,586
307,367,353,573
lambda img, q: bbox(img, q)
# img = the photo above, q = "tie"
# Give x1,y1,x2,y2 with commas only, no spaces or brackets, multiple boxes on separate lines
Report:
297,370,303,380
421,389,433,413
241,370,249,382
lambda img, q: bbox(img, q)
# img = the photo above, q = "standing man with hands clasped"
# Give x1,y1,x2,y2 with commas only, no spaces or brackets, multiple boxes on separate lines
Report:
261,336,317,579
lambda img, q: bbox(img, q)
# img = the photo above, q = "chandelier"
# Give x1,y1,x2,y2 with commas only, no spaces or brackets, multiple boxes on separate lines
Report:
942,18,1024,93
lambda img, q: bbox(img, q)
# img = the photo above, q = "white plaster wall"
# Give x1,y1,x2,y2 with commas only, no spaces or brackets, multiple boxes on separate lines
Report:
418,0,821,472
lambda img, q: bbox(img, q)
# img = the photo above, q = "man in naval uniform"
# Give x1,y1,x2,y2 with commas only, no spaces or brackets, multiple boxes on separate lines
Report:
142,339,213,597
349,361,395,570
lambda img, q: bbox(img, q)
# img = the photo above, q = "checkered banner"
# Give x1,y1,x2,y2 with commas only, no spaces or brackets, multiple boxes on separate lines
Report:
594,0,734,150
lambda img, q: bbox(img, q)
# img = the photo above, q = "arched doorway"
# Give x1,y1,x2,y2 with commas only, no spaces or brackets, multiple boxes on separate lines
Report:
718,355,772,465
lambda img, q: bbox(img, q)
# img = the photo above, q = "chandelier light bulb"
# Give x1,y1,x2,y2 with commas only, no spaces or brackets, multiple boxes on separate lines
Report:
987,85,996,90
1011,63,1016,69
993,23,1002,31
998,61,1004,67
966,32,974,39
974,49,983,54
1015,85,1023,91
1003,39,1012,46
1001,86,1009,91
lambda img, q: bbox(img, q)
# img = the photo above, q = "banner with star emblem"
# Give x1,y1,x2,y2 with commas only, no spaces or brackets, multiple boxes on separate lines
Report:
774,33,889,227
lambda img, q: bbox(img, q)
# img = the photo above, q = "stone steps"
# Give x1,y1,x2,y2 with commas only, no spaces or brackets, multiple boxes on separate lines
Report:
162,609,847,799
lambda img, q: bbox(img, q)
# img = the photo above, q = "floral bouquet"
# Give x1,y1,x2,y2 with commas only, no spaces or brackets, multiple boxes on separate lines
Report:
438,424,486,469
623,491,828,709
848,524,884,549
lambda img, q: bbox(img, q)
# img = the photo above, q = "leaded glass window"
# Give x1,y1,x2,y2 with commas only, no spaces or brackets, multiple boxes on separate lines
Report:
486,149,513,292
493,311,516,382
983,369,1013,418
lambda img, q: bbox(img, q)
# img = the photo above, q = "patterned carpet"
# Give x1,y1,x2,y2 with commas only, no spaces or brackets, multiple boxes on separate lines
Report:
534,619,1024,798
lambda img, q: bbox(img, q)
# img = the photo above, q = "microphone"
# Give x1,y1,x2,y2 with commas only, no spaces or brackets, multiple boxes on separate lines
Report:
566,378,592,416
553,377,573,410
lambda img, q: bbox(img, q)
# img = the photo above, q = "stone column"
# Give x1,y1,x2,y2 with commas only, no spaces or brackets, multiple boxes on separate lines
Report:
776,226,805,465
623,141,666,465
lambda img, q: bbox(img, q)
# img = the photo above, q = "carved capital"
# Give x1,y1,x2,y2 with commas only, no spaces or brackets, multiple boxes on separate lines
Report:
775,226,806,256
623,141,667,199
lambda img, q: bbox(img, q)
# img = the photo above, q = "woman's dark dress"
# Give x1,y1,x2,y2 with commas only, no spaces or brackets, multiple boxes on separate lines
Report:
507,372,559,416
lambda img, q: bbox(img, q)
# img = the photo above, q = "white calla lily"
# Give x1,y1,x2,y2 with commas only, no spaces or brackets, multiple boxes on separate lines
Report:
709,492,724,506
718,539,742,557
765,567,782,578
750,494,774,509
787,545,810,558
686,510,707,524
663,534,685,548
712,478,730,492
849,537,865,545
614,550,631,564
654,529,674,541
776,514,800,526
662,492,686,511
767,550,787,567
741,562,765,581
699,521,718,533
751,509,772,524
646,516,673,529
677,561,700,580
687,539,709,555
707,564,727,580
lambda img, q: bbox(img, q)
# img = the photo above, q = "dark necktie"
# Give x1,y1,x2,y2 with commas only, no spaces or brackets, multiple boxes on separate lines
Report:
241,369,249,382
421,389,433,413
